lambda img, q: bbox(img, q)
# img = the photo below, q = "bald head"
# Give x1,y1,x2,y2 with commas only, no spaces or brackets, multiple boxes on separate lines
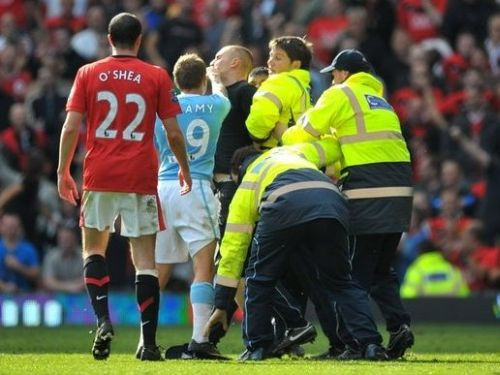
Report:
211,45,254,85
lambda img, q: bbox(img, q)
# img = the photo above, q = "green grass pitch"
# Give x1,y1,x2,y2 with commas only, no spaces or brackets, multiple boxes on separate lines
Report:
0,323,498,374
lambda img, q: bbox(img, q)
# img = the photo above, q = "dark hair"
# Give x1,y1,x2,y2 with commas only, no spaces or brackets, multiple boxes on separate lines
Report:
173,54,207,90
249,66,270,79
269,36,313,70
230,146,262,183
108,13,142,49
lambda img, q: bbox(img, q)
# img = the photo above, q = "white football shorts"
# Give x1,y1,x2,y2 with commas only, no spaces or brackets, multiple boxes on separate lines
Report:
80,191,164,237
155,179,219,264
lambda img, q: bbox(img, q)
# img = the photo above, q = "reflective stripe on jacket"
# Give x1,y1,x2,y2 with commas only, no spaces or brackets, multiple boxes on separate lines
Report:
282,72,413,234
246,69,311,149
401,252,470,298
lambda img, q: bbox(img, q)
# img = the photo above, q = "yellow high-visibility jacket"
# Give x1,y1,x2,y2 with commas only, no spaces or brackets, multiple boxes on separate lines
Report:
282,72,413,234
246,69,311,149
401,252,470,298
215,138,341,288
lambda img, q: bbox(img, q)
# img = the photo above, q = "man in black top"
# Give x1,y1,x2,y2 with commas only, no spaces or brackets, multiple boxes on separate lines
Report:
204,47,312,356
210,45,256,237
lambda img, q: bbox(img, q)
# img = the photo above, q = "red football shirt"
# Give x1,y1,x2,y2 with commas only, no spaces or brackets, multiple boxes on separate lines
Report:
66,56,181,194
397,0,447,42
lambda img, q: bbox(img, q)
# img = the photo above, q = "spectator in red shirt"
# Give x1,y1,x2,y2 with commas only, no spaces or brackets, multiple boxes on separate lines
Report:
441,32,475,90
44,0,85,33
0,0,27,28
306,0,348,65
424,189,472,259
396,0,448,42
0,42,32,101
459,221,500,290
0,103,47,172
441,82,499,179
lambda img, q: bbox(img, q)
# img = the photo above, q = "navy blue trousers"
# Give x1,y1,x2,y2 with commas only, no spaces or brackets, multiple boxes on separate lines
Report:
350,233,411,332
243,218,382,351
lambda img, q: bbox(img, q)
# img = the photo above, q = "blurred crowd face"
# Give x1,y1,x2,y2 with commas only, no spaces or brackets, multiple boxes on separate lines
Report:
462,69,483,89
0,44,17,70
441,160,462,189
0,13,17,39
346,7,368,39
57,228,78,254
391,28,412,59
86,6,106,33
61,0,75,17
0,214,22,242
440,189,461,219
323,0,344,16
52,28,72,52
488,14,500,44
37,66,56,90
464,85,484,110
408,45,427,66
410,62,431,89
267,46,293,74
9,103,27,131
456,32,476,59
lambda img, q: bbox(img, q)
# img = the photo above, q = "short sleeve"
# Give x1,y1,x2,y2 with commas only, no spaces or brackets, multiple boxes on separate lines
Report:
66,67,87,113
212,93,231,118
157,69,181,120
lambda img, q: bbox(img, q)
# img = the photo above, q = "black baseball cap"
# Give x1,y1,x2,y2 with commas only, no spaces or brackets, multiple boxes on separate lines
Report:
320,49,373,74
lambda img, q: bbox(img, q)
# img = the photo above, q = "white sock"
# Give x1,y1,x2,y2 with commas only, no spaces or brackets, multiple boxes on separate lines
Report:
190,282,214,343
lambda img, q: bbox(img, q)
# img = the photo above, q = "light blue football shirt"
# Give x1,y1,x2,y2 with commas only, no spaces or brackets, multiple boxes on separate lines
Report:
155,92,230,181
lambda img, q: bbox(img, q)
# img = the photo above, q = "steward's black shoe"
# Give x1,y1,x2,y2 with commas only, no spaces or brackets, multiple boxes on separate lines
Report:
310,346,345,360
338,344,388,361
239,347,276,361
139,345,164,361
364,344,389,361
164,343,193,359
387,324,414,359
337,347,363,361
187,340,229,360
272,322,317,356
92,319,114,360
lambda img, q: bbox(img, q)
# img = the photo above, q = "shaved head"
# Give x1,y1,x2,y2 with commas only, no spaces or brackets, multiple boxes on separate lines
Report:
225,45,253,77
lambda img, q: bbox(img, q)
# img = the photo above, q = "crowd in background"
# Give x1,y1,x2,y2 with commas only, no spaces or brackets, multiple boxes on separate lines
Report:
0,0,499,294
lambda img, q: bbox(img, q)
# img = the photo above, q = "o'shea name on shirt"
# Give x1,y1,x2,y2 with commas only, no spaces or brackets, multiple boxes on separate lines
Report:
98,70,141,84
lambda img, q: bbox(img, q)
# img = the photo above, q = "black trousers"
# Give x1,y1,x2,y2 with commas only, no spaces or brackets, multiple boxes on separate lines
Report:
244,218,382,351
350,233,411,332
